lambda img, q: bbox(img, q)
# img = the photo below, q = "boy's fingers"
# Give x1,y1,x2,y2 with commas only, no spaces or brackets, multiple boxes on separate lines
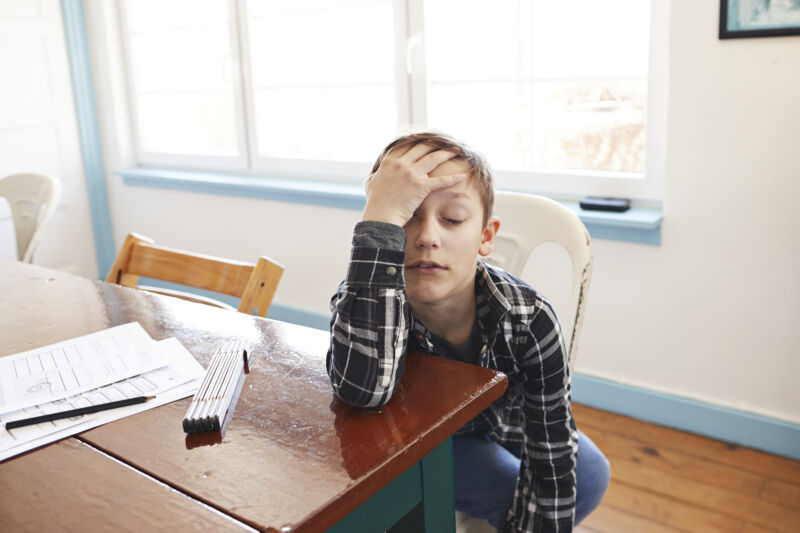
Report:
387,142,415,160
426,173,467,192
417,149,457,173
403,142,437,163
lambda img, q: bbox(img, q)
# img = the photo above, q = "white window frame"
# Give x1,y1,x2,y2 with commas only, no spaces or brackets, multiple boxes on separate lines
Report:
234,0,397,182
118,0,667,203
118,0,250,171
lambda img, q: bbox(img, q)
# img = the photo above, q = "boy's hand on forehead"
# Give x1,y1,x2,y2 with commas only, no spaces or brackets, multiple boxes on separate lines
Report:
361,143,468,227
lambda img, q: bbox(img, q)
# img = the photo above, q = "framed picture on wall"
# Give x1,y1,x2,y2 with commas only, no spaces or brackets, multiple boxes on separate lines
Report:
720,0,800,38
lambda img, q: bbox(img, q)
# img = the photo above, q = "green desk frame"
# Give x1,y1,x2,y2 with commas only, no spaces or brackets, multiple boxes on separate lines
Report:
328,438,455,533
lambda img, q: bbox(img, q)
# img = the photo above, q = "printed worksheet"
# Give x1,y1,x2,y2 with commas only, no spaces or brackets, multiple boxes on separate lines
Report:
0,337,204,462
0,323,166,415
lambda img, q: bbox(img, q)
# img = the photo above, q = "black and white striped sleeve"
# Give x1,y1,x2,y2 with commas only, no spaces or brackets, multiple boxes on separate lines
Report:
326,221,409,408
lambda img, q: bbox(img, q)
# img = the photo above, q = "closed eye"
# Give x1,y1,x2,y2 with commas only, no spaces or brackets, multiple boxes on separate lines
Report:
444,218,464,225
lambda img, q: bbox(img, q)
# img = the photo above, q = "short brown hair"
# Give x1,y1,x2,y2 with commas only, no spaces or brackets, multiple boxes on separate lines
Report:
369,132,495,225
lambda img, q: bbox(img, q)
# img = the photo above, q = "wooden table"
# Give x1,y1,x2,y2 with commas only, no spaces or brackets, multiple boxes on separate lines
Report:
0,439,250,532
0,260,507,532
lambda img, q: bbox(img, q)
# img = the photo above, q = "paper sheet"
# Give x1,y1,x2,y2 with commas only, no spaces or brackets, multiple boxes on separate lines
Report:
0,322,166,415
0,337,204,462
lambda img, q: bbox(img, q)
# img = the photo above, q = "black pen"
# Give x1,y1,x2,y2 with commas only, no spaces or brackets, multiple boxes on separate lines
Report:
4,396,156,430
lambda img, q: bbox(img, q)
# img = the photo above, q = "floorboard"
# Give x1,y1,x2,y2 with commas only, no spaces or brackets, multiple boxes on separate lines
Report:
570,403,799,532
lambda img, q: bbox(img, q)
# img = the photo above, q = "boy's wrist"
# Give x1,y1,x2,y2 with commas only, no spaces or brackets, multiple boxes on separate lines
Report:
353,221,406,251
346,225,406,287
361,202,406,227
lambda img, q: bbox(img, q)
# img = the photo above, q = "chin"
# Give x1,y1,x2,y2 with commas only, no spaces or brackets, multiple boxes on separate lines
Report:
406,286,444,306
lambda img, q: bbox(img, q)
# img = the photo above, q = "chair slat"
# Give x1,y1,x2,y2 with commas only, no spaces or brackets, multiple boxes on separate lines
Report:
238,256,284,317
106,233,283,317
126,244,254,297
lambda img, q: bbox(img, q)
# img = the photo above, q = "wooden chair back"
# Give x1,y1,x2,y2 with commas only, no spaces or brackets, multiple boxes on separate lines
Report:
106,233,283,317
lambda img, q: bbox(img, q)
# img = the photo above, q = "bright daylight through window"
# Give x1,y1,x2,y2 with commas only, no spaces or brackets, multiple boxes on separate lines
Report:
121,0,654,198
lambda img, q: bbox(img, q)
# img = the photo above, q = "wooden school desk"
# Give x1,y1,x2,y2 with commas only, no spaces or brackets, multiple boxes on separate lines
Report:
0,439,250,531
0,260,507,532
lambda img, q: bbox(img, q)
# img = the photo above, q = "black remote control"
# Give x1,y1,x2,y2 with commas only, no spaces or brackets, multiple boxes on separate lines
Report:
579,197,631,212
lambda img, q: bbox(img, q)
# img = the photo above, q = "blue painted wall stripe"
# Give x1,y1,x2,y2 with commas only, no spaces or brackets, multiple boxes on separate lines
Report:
118,167,367,211
61,0,116,277
570,374,800,460
118,168,663,246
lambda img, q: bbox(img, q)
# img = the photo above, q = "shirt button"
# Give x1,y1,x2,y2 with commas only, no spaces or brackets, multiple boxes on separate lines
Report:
386,266,397,276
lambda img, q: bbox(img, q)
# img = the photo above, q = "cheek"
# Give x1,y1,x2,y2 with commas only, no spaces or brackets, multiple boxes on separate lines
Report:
448,228,484,257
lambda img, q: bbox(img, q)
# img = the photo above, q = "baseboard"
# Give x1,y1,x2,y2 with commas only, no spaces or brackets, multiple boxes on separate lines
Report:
268,303,330,330
570,374,800,460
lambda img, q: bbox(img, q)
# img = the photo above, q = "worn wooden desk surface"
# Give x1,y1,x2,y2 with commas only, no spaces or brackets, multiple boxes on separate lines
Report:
0,439,250,532
0,260,507,532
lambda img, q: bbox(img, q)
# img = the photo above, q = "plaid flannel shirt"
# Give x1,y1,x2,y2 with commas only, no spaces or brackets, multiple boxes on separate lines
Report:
327,221,578,532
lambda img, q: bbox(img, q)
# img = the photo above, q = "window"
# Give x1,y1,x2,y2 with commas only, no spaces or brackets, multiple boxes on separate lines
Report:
122,0,246,168
120,0,666,201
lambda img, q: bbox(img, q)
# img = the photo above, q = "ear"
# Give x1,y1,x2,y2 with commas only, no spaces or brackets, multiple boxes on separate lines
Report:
478,216,501,257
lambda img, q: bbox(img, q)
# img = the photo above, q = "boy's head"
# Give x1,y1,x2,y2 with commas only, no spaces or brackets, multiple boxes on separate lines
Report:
368,132,501,316
370,132,495,225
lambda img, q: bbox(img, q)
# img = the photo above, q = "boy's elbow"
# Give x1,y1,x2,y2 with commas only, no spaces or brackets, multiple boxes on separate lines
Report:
330,380,394,409
327,351,399,409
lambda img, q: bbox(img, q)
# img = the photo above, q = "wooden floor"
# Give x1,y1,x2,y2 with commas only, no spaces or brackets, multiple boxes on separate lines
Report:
573,404,800,533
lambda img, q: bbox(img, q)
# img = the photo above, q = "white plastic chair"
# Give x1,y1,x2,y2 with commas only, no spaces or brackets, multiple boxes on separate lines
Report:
485,192,593,374
456,192,593,533
0,173,61,262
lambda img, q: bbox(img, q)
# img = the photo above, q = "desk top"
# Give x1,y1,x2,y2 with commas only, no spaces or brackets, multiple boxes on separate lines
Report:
0,260,507,532
0,438,250,531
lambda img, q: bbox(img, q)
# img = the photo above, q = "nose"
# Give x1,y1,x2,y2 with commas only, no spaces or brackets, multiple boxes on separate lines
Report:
413,216,441,249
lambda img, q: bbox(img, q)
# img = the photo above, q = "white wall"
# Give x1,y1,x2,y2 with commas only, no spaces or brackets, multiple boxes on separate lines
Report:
0,0,97,276
89,1,800,424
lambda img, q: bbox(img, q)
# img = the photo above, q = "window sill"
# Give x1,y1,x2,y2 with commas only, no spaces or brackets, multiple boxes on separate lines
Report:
117,167,662,246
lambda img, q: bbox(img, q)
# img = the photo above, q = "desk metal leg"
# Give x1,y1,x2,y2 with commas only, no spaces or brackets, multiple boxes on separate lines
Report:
421,437,455,532
328,437,455,533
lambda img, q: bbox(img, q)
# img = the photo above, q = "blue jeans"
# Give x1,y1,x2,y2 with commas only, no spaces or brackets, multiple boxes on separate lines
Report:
453,429,610,530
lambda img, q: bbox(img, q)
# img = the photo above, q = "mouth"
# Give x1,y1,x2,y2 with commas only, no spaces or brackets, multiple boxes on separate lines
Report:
406,261,446,272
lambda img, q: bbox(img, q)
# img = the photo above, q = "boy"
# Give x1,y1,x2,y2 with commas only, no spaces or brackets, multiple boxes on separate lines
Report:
327,132,609,532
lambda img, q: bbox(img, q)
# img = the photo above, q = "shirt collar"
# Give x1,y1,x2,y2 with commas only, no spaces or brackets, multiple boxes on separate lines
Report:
475,261,512,329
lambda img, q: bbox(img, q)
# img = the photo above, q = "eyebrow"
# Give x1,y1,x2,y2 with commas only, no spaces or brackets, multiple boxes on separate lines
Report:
439,191,472,200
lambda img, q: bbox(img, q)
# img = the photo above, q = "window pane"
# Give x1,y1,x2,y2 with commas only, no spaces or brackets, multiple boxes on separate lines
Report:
138,92,238,155
126,0,228,32
247,0,396,162
528,1,649,78
124,0,239,157
424,0,649,174
425,1,531,82
531,80,645,172
255,86,395,162
427,83,532,169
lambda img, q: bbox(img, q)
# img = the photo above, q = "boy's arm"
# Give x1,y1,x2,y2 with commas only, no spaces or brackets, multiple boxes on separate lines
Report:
326,221,409,408
327,143,467,408
507,300,578,533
